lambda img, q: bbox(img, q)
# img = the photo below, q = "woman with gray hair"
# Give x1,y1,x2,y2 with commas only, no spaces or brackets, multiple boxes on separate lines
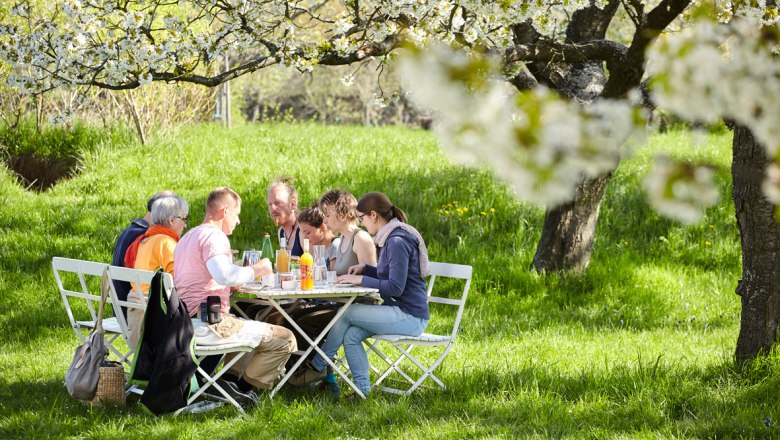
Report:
123,194,189,348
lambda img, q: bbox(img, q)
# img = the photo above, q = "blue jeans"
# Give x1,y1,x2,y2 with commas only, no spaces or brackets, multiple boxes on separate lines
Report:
311,304,428,395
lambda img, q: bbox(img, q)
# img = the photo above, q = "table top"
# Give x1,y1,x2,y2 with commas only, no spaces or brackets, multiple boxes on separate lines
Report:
236,283,378,299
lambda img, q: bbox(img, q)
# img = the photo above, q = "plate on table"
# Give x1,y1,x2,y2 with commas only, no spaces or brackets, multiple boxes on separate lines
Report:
334,283,355,288
243,283,268,291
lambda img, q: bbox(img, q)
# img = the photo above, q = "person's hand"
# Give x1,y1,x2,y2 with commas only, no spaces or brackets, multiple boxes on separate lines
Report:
252,258,273,280
348,264,365,275
337,274,362,286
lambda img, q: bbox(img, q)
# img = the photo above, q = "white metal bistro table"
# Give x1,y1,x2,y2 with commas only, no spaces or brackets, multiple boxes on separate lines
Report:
234,284,378,399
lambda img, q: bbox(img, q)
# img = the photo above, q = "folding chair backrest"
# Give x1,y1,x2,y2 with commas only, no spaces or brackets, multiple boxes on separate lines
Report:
426,262,472,342
106,266,157,344
52,257,111,338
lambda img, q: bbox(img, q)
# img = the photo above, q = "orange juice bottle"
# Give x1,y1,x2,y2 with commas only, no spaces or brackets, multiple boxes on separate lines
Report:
277,237,290,273
300,238,314,291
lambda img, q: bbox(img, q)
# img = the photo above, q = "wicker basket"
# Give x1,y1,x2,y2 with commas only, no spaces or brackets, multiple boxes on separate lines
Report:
90,361,126,406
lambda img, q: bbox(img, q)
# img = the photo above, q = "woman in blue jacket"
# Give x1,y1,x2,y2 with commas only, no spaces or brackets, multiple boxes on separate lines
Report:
288,192,430,397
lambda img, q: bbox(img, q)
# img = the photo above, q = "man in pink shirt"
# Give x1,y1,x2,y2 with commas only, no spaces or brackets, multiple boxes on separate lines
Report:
175,187,296,400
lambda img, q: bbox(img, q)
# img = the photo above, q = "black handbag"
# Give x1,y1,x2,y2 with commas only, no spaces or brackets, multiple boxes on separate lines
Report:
64,268,109,400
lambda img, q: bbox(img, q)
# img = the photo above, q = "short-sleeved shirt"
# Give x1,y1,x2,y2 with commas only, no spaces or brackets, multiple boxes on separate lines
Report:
174,224,233,316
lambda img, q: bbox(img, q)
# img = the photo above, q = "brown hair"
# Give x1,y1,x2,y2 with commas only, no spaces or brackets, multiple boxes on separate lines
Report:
206,187,241,213
356,192,407,223
318,189,358,222
268,176,298,205
298,204,325,228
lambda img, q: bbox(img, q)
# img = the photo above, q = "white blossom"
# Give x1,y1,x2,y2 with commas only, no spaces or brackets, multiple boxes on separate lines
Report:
138,72,153,85
400,44,644,206
339,74,354,87
644,157,720,225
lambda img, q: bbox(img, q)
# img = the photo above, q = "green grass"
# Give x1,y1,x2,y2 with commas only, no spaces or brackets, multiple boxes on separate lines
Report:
0,123,777,439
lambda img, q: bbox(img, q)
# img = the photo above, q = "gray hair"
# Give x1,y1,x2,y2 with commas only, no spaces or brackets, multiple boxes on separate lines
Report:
146,190,176,212
151,195,189,225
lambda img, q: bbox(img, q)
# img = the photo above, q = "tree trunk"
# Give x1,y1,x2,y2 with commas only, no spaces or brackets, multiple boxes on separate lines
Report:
516,3,619,272
732,124,780,364
531,172,612,272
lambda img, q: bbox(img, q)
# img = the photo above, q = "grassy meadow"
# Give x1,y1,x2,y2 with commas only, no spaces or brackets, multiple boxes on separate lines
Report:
0,122,777,439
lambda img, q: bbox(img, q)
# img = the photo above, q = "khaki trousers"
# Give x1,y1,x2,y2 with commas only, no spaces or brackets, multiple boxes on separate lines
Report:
226,324,297,390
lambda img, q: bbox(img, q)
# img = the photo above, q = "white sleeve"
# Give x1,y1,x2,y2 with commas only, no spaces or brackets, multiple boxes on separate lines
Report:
206,254,254,286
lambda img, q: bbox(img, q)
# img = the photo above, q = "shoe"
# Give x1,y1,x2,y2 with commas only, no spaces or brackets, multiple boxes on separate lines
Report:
345,391,366,401
287,364,327,386
205,379,259,406
318,381,341,398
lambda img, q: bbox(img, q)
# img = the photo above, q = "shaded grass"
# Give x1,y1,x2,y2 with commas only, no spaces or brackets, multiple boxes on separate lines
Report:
0,123,775,439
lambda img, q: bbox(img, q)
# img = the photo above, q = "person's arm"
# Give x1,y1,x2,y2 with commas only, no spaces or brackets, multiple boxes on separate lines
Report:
360,237,411,298
206,254,255,285
353,230,377,266
162,241,176,275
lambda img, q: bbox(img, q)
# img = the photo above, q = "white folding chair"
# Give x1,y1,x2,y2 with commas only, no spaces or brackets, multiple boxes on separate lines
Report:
106,266,263,413
365,262,472,396
52,257,129,366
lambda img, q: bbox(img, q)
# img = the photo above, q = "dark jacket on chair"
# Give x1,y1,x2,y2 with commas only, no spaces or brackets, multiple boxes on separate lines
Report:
131,269,197,415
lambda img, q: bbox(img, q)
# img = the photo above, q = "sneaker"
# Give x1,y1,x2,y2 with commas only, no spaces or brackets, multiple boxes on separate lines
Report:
205,379,259,406
287,364,327,386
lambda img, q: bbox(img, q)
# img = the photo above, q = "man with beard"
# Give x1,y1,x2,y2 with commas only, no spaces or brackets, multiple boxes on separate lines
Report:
266,176,304,257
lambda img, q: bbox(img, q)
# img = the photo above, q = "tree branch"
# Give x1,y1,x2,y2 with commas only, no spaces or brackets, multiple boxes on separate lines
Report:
318,34,402,65
500,39,627,66
601,0,691,98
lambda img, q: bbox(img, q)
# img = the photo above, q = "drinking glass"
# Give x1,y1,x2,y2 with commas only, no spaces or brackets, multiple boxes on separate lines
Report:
241,250,260,267
326,270,337,287
313,265,326,287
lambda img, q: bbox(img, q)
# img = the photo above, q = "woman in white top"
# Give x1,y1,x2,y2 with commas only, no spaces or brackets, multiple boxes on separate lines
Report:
318,190,376,275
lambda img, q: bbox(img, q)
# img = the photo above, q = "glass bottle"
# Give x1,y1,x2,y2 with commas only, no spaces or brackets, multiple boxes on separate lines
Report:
276,237,290,273
260,233,274,264
300,238,314,291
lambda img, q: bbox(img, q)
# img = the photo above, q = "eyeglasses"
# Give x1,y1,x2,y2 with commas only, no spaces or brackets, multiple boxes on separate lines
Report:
357,213,367,223
175,216,188,223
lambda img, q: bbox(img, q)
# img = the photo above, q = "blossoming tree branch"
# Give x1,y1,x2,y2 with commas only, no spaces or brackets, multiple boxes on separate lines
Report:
3,0,780,361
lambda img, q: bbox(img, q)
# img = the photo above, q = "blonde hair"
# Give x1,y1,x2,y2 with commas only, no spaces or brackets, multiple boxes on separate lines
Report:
318,189,358,222
206,187,241,214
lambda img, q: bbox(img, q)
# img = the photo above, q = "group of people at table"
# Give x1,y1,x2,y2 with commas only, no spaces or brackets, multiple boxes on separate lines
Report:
110,177,431,403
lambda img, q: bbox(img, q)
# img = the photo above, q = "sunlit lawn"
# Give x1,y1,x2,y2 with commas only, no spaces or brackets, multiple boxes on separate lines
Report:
0,123,777,439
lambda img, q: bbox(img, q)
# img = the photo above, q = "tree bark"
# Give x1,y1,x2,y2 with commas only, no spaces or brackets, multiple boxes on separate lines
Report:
732,124,780,363
531,172,612,272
